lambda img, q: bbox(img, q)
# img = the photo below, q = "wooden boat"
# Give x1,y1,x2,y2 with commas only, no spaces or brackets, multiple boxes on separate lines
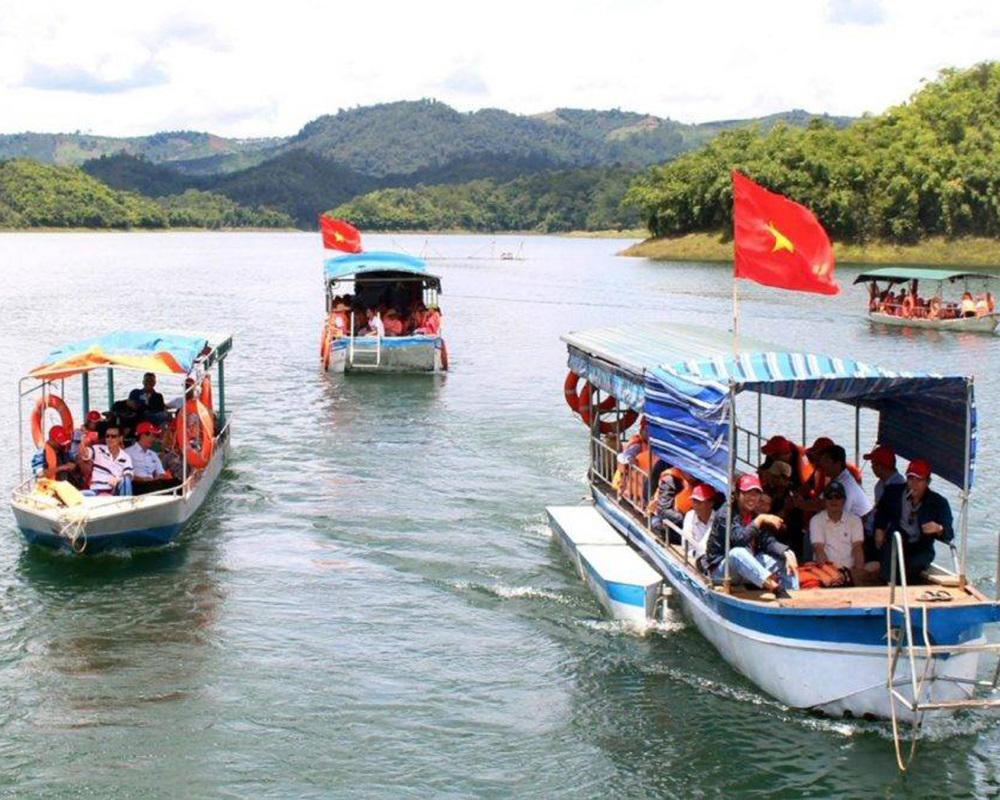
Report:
855,267,1000,333
11,331,232,554
320,252,448,373
550,322,1000,768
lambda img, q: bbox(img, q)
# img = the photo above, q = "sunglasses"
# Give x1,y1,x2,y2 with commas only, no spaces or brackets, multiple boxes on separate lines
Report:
106,433,121,439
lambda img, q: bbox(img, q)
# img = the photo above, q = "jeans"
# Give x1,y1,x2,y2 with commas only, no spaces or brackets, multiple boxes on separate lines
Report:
712,546,799,590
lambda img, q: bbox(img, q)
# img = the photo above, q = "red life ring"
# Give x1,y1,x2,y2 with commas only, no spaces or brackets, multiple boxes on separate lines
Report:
563,371,582,413
578,384,639,434
175,399,215,470
571,377,615,416
199,375,213,414
31,393,74,448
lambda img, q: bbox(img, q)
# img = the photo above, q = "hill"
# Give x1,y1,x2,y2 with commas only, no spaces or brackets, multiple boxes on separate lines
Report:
625,62,1000,245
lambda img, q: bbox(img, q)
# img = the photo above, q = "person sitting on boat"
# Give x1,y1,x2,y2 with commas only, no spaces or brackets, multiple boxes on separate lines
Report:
416,305,441,336
616,419,651,506
382,309,404,337
35,424,84,487
703,474,799,598
647,466,692,543
961,291,977,318
759,435,810,492
874,459,953,584
816,445,871,521
975,293,991,316
360,307,385,337
128,372,167,426
761,460,807,559
864,444,905,508
809,481,864,572
78,424,133,496
928,296,942,320
328,299,351,338
681,483,716,558
125,421,169,485
160,425,184,480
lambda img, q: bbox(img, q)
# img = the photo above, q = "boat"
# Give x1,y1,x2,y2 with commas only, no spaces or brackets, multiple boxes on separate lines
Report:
854,267,1000,332
319,251,448,373
11,331,232,554
548,322,1000,768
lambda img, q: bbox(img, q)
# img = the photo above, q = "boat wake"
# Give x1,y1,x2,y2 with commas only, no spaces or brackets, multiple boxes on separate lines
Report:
577,615,685,638
450,580,575,605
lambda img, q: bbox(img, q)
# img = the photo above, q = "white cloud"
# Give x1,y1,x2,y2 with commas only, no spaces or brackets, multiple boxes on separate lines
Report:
0,0,998,137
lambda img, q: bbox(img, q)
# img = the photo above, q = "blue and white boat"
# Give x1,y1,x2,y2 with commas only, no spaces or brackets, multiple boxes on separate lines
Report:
553,322,1000,766
11,330,232,554
319,251,447,373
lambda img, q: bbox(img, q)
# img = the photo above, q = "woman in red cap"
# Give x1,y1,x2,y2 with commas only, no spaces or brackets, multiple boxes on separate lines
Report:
873,459,953,583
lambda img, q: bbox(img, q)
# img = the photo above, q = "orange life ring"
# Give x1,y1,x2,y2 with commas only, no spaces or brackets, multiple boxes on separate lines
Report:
31,393,74,448
199,375,213,413
901,295,915,318
578,383,639,434
563,371,582,413
175,399,215,470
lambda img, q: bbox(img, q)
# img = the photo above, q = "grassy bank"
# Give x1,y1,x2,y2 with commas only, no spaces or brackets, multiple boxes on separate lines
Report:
621,233,1000,268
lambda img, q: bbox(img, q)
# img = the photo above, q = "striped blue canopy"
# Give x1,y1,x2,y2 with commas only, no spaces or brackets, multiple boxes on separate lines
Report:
563,324,974,491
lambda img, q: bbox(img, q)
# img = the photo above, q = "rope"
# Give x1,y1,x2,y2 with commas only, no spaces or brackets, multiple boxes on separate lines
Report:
57,507,89,554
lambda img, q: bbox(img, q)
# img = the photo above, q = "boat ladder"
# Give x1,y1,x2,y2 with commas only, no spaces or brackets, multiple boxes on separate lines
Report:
347,319,382,369
885,531,1000,771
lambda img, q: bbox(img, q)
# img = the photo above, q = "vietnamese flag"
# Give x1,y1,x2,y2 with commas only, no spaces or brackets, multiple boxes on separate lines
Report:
319,214,362,253
732,171,839,295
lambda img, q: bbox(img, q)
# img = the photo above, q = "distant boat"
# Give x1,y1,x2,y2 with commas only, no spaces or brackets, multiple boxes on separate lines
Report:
319,251,448,373
11,330,233,554
855,267,1000,333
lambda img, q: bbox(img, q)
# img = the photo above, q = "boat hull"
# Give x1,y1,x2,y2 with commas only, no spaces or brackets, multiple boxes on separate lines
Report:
327,335,446,373
869,311,999,333
12,426,230,554
591,489,993,720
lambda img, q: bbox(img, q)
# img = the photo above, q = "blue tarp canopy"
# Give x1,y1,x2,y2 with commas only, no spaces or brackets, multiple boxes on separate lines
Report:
564,323,974,491
30,331,213,379
323,251,440,288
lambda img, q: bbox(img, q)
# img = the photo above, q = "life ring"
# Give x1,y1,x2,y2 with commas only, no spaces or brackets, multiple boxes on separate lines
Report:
578,384,639,434
175,399,215,470
199,375,213,413
31,393,74,448
901,294,915,318
666,468,694,514
439,339,449,371
320,327,331,371
563,371,582,413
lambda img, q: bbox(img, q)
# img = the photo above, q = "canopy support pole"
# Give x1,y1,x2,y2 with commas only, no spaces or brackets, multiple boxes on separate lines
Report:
801,399,807,446
960,378,973,589
217,359,226,428
855,404,861,466
106,368,114,411
81,372,89,417
723,382,736,594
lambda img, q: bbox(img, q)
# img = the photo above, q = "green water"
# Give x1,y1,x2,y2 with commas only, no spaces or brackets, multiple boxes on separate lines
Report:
0,232,998,798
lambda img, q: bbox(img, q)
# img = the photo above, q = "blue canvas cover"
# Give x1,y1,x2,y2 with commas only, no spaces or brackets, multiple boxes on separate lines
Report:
563,324,974,491
324,251,435,282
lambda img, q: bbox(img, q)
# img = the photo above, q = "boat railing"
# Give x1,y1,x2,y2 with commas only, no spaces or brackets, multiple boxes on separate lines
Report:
347,312,382,369
885,531,1000,772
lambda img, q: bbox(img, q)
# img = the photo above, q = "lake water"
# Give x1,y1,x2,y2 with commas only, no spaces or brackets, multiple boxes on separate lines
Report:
0,231,998,797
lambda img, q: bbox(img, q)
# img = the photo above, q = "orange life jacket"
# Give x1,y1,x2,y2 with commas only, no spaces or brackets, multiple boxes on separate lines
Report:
797,562,853,590
665,467,694,514
626,448,651,505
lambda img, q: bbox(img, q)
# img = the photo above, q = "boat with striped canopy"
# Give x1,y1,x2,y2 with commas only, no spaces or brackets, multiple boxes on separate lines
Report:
555,322,1000,767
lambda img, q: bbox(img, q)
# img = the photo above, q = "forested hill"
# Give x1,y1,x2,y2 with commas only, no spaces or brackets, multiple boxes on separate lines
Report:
626,62,1000,244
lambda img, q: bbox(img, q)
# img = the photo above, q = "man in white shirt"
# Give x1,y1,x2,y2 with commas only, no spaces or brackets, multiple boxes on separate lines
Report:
126,421,167,481
681,483,717,558
817,444,872,521
78,424,133,495
809,481,864,570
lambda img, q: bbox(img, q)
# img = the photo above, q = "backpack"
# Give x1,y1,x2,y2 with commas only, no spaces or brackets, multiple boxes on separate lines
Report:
797,561,853,590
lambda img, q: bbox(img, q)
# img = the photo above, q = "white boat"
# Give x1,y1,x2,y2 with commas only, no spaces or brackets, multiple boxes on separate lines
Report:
11,331,232,554
552,322,1000,768
319,252,448,373
856,267,1000,333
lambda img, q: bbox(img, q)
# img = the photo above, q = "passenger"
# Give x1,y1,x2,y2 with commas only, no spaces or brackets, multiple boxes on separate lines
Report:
618,420,651,507
816,445,872,522
874,459,953,583
647,466,692,543
37,425,83,486
681,483,717,558
382,309,404,337
975,293,991,317
77,424,133,496
328,299,351,337
961,291,976,318
125,421,169,484
809,482,864,571
703,474,799,598
928,296,942,320
864,444,905,507
128,372,167,425
416,305,441,335
762,460,806,559
407,302,427,334
798,436,836,503
160,426,184,479
69,410,104,460
759,435,808,490
109,395,142,440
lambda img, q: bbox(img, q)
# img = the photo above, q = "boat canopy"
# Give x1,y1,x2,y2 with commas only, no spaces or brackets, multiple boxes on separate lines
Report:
29,331,226,380
323,251,441,289
853,267,999,285
563,323,974,492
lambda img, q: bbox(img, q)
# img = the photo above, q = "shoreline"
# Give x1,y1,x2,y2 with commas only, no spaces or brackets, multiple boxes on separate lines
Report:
620,232,1000,268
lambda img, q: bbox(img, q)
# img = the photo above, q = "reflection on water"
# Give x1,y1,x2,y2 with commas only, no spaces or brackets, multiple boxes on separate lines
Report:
0,232,997,796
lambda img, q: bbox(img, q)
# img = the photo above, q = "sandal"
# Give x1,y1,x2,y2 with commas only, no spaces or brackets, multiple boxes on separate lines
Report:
917,589,953,602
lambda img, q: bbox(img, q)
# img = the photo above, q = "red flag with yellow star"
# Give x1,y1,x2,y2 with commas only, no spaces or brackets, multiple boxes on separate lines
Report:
732,171,838,295
319,214,363,253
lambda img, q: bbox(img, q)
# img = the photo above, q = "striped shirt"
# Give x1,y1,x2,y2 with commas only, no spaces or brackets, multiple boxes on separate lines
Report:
88,444,133,493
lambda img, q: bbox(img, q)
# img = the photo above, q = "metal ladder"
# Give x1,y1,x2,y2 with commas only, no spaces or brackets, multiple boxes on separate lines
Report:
347,313,382,369
885,531,1000,771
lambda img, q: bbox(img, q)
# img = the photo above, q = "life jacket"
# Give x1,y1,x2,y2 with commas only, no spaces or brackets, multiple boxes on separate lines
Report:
329,311,349,336
626,448,651,504
665,467,694,514
797,562,854,590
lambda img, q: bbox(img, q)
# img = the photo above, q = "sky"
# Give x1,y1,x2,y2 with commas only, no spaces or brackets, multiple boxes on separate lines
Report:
0,0,998,139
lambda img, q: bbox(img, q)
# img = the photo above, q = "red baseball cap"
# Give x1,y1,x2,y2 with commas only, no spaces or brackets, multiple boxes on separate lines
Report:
760,435,792,458
136,421,162,436
905,459,932,479
737,474,763,493
863,444,895,468
691,484,715,503
49,425,70,446
806,436,835,455
86,410,102,423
